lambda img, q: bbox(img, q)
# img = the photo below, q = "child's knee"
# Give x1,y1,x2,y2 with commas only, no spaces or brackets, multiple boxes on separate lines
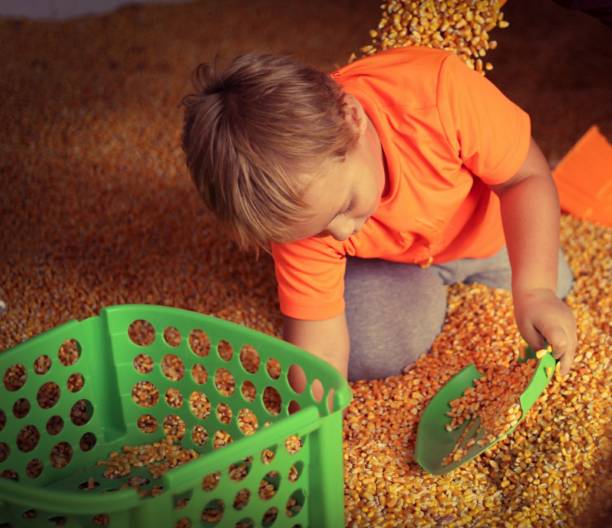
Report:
347,285,447,381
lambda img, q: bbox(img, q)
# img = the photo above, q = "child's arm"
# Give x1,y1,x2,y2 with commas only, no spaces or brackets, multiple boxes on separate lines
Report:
283,313,350,396
490,137,577,375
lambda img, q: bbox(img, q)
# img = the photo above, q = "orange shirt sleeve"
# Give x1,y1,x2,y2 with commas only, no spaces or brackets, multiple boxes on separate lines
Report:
270,238,346,320
436,52,531,186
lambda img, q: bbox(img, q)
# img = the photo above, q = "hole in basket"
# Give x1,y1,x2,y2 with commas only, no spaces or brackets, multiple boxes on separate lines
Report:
132,381,160,408
164,326,182,347
262,507,278,527
214,368,235,396
286,489,305,518
79,478,100,490
162,354,185,381
259,471,280,500
202,470,221,491
327,388,336,413
311,378,324,402
26,458,43,478
285,435,304,455
192,425,209,446
48,516,67,526
163,415,186,441
46,415,64,435
151,485,166,496
176,517,192,528
128,475,150,487
1,469,18,481
217,340,233,361
138,414,158,434
192,363,208,384
263,387,282,415
241,380,256,402
216,403,232,424
202,499,224,525
174,492,191,510
37,381,60,409
240,345,260,373
4,364,26,391
233,488,250,510
133,353,154,374
0,410,5,431
92,513,110,526
80,432,97,451
165,388,184,408
213,430,233,449
189,391,211,419
13,398,30,419
266,358,281,380
70,399,93,426
22,509,37,519
261,446,276,464
229,457,252,481
33,355,52,375
288,401,301,415
288,461,303,483
17,425,40,452
128,320,155,346
235,520,254,528
50,441,73,469
288,365,306,394
237,409,258,436
189,328,210,357
58,339,81,366
0,442,9,462
67,373,85,393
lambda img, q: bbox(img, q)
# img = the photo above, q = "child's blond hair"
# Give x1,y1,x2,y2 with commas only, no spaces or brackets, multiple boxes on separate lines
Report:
180,52,358,251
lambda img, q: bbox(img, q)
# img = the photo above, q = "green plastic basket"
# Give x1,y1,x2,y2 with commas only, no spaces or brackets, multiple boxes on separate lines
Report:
0,305,352,528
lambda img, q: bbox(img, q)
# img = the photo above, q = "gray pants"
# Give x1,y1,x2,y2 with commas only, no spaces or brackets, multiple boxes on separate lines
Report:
344,247,573,381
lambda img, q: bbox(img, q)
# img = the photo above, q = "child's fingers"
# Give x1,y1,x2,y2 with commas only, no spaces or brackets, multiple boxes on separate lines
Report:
548,328,568,358
559,349,573,377
540,325,574,375
520,323,547,353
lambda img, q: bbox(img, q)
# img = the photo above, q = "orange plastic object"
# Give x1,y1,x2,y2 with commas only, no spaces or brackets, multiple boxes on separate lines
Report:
552,125,612,227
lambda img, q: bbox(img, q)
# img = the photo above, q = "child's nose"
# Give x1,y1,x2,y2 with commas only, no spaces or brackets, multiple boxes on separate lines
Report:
328,218,354,241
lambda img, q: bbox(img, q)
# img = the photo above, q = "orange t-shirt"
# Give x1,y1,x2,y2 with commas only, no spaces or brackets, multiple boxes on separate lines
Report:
271,47,531,320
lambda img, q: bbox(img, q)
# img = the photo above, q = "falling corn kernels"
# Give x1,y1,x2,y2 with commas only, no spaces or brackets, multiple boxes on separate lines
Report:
352,0,508,76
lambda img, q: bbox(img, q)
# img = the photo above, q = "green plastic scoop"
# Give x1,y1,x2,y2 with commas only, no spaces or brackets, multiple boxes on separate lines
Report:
415,346,557,474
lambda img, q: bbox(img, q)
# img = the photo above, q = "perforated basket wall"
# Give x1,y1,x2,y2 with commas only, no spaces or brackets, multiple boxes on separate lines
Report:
0,305,352,528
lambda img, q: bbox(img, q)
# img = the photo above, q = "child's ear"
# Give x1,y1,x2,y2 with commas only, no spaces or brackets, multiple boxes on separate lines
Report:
343,93,368,137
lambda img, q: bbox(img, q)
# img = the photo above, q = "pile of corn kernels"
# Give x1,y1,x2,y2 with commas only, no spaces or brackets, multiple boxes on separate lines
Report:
446,357,538,435
0,0,610,526
442,358,538,465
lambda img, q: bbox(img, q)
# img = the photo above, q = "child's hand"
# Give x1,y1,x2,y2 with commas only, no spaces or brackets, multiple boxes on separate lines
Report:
513,288,577,376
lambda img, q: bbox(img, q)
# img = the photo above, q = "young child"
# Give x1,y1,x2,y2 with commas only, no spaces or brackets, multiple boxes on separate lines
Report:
179,47,577,387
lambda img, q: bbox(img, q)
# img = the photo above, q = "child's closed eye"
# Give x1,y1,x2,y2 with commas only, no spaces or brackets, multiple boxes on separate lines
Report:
338,200,354,216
